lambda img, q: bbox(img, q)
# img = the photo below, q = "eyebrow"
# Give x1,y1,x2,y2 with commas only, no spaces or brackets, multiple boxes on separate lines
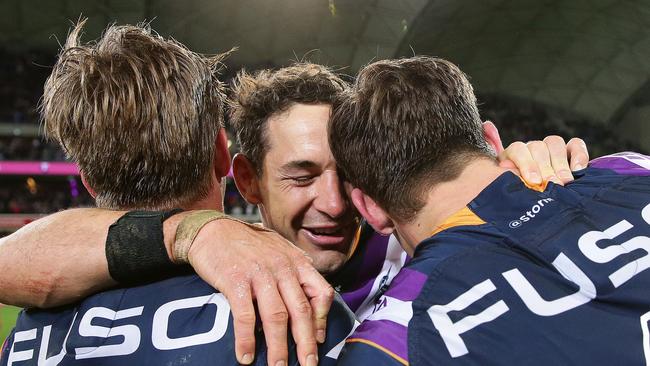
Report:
279,160,319,173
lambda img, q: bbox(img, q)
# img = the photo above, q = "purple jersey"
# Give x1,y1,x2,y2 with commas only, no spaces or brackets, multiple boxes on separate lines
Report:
328,223,408,321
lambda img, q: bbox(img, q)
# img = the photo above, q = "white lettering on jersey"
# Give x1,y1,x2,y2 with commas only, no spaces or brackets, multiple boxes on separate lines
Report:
509,198,555,228
428,279,509,358
75,306,143,359
428,202,650,359
7,328,37,366
640,310,650,365
502,253,596,316
38,312,78,366
367,296,413,326
152,293,230,350
578,218,650,288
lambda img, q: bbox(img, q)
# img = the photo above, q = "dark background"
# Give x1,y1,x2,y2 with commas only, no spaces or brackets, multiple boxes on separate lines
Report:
0,0,648,221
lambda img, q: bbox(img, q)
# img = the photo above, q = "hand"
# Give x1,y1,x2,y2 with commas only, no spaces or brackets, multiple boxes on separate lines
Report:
498,136,589,185
185,219,332,366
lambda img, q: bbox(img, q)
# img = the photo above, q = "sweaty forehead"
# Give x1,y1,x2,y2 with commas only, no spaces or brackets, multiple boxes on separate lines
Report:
264,104,336,171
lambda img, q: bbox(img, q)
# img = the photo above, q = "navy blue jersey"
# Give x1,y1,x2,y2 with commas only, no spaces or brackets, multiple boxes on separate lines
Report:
339,152,650,365
1,274,356,365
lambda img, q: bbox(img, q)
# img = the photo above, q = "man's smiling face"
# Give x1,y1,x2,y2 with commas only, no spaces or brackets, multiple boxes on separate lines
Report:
254,103,358,275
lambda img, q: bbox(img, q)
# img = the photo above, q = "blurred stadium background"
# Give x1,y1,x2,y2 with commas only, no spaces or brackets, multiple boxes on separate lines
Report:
1,0,649,344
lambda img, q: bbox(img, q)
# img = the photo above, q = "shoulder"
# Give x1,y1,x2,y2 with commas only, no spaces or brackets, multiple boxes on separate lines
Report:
588,152,650,177
341,235,549,365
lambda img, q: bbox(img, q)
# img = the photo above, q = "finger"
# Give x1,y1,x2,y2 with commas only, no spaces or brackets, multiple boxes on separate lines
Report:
527,140,562,185
253,271,289,366
222,280,256,365
500,141,541,184
567,137,589,171
277,268,318,366
543,135,574,184
296,261,334,346
497,158,517,171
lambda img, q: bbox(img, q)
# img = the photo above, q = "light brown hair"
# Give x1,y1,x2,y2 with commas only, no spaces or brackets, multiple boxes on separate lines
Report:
229,63,348,174
42,20,228,209
329,56,492,222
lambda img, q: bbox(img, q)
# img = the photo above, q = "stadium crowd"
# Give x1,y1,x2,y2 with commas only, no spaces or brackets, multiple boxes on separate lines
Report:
479,93,646,157
0,136,66,161
0,49,52,124
0,177,255,216
0,178,92,214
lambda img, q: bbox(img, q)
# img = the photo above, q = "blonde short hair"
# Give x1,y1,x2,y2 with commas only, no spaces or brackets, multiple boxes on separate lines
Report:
42,20,228,209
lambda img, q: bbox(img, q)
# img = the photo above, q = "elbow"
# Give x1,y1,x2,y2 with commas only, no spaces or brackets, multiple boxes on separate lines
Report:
7,271,76,309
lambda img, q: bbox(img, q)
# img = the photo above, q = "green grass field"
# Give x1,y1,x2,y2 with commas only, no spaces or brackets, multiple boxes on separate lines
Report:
0,305,21,346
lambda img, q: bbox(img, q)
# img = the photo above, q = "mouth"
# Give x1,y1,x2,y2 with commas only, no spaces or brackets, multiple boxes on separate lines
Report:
300,225,349,247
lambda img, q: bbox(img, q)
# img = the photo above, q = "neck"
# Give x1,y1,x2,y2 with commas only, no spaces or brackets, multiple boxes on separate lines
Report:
394,157,508,256
183,175,225,211
92,174,225,212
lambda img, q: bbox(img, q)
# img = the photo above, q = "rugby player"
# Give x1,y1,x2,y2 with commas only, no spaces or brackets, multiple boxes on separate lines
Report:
0,22,355,366
0,63,588,364
228,64,588,320
330,56,650,365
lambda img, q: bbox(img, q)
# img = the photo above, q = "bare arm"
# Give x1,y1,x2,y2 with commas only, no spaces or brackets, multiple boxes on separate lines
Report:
0,208,122,307
0,208,330,366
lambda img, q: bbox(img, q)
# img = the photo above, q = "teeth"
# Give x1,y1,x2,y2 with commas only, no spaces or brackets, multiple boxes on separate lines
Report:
311,227,339,235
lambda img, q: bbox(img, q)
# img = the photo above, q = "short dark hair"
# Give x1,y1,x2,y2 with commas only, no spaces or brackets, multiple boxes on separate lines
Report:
229,63,348,174
329,56,491,222
42,20,228,210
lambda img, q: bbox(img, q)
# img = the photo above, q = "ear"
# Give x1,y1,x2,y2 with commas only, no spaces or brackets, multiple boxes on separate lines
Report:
214,128,232,179
483,121,504,155
80,172,97,198
232,153,262,205
350,188,394,235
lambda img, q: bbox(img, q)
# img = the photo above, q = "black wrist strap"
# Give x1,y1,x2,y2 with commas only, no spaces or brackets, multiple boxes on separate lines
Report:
106,209,184,285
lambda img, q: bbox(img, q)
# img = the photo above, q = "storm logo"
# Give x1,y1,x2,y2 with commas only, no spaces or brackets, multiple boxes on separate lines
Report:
508,198,555,228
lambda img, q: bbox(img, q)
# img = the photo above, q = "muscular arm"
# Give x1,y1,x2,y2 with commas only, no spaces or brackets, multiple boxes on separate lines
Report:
0,208,179,307
0,209,116,308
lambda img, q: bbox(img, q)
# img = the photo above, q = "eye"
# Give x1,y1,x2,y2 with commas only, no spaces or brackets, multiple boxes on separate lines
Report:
291,175,316,186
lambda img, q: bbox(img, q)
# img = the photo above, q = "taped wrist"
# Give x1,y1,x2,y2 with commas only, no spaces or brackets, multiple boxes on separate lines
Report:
174,210,229,263
106,209,182,285
173,210,273,263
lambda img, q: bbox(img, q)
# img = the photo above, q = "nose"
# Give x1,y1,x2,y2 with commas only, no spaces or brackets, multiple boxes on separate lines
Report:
314,170,348,219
